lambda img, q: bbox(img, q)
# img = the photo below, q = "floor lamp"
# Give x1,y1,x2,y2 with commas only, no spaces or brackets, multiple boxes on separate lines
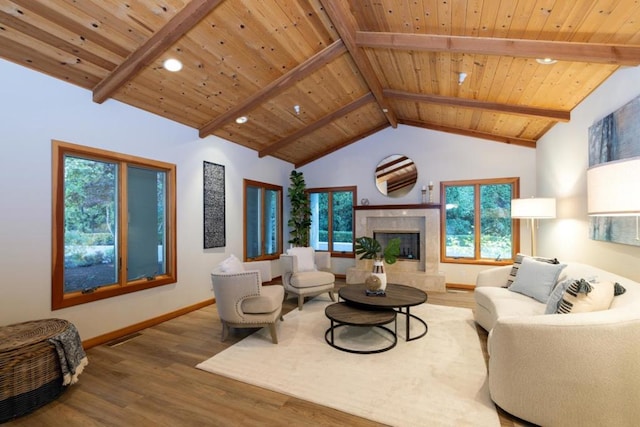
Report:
588,156,640,240
511,197,557,256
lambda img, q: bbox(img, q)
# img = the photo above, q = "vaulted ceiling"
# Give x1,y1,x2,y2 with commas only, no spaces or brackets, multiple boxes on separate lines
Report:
2,1,640,167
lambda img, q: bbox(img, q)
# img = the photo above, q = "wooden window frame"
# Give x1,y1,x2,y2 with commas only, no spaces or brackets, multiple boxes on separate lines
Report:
243,179,283,261
307,186,357,258
52,140,177,310
440,177,520,266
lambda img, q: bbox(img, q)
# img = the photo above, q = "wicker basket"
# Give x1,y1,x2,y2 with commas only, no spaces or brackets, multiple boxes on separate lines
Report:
0,319,70,423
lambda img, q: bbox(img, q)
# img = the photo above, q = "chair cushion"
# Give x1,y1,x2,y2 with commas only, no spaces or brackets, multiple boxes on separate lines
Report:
286,247,316,272
290,271,334,288
218,254,245,273
241,286,284,314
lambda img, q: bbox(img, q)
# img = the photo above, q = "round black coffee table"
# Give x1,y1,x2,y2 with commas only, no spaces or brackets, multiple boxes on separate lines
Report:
324,302,397,354
339,283,428,341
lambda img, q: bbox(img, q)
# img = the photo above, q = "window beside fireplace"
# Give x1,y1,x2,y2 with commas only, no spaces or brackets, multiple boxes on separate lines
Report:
373,231,420,261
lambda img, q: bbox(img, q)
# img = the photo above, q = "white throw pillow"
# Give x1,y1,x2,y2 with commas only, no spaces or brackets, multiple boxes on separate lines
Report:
557,279,615,314
287,247,316,272
218,254,245,273
509,256,567,303
545,276,598,314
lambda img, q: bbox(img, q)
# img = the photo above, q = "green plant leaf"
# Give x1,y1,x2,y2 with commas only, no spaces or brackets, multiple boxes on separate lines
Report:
354,236,381,259
383,237,401,265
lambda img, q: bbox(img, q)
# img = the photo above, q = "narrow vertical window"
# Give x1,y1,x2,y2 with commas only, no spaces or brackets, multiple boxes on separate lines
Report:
244,180,282,261
52,140,177,309
309,187,356,256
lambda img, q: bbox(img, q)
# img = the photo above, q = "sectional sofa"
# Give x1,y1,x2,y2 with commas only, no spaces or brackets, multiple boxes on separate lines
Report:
474,259,640,426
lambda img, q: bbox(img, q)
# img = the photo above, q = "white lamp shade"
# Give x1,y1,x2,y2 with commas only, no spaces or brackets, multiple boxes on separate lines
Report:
588,157,640,216
511,198,556,218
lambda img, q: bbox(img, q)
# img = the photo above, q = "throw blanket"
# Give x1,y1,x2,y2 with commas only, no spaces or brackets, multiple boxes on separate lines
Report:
48,323,88,385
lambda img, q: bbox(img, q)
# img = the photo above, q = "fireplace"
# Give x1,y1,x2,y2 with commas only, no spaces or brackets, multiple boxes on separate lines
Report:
373,231,420,261
347,204,446,292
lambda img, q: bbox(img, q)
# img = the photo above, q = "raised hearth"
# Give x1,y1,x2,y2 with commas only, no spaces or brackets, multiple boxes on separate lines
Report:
347,204,446,292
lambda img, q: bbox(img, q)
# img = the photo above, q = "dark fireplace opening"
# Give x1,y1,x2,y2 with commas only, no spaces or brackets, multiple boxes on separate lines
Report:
373,231,420,261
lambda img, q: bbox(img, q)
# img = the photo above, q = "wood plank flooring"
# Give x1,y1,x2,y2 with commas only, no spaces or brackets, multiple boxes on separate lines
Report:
6,282,534,426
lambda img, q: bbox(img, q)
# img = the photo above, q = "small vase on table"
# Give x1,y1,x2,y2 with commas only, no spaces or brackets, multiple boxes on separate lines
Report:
371,259,387,292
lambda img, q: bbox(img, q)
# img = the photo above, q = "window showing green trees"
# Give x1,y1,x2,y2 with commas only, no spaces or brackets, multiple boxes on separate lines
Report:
52,140,177,309
442,178,518,263
309,187,355,254
244,179,282,261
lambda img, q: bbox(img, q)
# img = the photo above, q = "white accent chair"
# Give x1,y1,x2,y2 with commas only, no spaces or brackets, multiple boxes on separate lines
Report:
280,248,335,310
211,260,284,344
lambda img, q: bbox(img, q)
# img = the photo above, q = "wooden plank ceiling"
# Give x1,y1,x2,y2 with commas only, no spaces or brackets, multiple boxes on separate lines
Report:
2,0,640,167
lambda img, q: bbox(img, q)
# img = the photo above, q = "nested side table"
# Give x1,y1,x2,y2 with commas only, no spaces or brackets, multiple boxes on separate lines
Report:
324,302,397,354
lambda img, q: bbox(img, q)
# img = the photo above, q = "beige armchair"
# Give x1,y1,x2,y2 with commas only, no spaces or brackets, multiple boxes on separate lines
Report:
280,248,335,310
211,260,284,344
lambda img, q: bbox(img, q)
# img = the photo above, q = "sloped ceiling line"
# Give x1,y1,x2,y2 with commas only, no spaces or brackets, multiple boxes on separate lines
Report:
319,0,398,128
259,92,374,158
198,39,347,138
295,122,390,169
399,119,536,148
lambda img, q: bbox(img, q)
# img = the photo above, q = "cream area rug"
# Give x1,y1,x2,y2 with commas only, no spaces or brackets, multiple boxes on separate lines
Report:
196,297,499,427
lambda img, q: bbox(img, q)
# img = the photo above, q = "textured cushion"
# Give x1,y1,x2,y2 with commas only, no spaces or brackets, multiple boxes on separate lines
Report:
505,253,560,287
287,247,316,272
509,256,567,303
290,270,334,288
545,278,574,314
241,285,284,314
557,279,615,314
219,254,245,273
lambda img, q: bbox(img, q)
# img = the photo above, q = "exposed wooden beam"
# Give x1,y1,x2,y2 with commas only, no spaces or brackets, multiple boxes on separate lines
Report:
259,93,374,158
385,89,570,122
399,119,536,148
199,39,347,138
356,32,640,66
319,0,398,128
295,123,390,168
93,0,224,103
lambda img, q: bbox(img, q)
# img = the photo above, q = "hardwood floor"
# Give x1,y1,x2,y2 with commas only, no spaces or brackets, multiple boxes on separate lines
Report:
7,282,534,426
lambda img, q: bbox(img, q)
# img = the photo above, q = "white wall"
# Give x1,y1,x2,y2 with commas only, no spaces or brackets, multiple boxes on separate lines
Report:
0,59,292,340
300,124,538,285
537,65,640,282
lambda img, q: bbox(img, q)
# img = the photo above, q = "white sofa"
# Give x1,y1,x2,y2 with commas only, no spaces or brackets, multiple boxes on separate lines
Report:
475,261,640,427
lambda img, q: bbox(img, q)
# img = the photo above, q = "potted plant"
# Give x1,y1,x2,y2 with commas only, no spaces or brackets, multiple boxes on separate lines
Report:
355,236,401,292
287,170,311,247
354,236,401,264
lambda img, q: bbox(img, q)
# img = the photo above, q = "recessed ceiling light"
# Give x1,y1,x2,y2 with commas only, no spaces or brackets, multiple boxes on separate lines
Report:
235,116,248,124
163,58,183,72
536,58,557,65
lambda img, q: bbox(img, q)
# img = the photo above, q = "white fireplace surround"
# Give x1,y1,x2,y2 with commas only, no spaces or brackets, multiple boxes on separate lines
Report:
347,205,446,292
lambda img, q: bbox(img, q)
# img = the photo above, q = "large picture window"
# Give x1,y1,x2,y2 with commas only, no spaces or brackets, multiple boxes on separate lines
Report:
441,178,519,264
308,187,356,256
52,140,177,309
244,179,282,261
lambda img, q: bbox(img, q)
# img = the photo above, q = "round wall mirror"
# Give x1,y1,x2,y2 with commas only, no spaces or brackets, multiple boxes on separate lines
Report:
375,154,418,197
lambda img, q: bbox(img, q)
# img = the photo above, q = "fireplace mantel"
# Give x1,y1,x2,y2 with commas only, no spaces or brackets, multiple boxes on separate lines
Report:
347,205,446,292
355,203,440,211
